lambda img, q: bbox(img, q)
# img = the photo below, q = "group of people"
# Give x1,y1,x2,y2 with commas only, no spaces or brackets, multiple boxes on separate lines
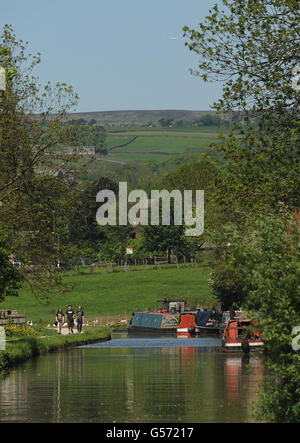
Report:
55,305,85,334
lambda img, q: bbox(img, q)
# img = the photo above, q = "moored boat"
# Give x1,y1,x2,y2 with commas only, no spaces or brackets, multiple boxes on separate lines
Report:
127,299,221,336
222,317,263,352
127,300,184,334
177,309,220,336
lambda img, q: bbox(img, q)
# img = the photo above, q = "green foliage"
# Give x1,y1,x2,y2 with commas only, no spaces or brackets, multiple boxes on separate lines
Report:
143,224,187,262
125,235,148,260
196,114,221,127
166,156,218,194
184,0,300,220
208,214,300,421
98,225,135,262
0,25,80,300
184,0,300,422
248,215,300,423
183,0,299,115
70,176,118,251
70,124,107,153
211,124,299,223
0,230,21,302
158,118,173,127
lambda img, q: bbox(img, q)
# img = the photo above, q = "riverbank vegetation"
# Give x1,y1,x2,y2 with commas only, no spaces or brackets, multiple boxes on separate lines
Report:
183,0,300,423
0,324,110,373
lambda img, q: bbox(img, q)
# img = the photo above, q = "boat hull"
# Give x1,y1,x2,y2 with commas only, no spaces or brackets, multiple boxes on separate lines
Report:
128,325,177,334
127,310,221,336
222,340,264,351
195,326,220,335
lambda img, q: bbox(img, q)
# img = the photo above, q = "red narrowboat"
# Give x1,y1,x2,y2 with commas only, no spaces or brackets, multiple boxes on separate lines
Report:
222,317,263,352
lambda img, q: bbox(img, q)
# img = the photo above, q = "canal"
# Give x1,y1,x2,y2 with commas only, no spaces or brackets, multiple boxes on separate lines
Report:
0,333,264,422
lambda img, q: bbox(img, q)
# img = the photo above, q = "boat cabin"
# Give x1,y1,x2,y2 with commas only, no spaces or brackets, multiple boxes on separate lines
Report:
156,299,186,313
223,318,263,346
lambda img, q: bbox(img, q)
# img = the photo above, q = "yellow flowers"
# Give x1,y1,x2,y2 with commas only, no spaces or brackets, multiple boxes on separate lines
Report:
5,324,42,337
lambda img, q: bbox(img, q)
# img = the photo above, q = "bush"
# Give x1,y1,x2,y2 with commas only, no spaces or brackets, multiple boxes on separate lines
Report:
5,324,43,337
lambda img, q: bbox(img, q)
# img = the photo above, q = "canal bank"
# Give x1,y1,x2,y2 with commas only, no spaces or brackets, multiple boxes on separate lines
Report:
0,327,111,373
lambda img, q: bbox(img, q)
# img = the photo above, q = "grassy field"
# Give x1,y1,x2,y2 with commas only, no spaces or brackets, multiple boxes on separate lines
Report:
105,129,221,162
0,266,214,325
110,136,218,153
106,129,222,137
51,126,225,183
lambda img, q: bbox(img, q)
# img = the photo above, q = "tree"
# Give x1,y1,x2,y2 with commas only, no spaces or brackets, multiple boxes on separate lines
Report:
166,157,218,195
0,228,21,302
183,0,299,117
72,124,106,153
197,114,221,127
0,25,78,203
164,157,220,254
0,25,78,299
208,214,300,422
183,0,299,221
158,118,173,127
142,196,188,262
98,225,136,262
70,176,119,251
184,0,300,421
143,224,187,263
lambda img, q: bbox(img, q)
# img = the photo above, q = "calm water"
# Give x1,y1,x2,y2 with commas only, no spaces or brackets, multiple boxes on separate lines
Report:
0,333,264,423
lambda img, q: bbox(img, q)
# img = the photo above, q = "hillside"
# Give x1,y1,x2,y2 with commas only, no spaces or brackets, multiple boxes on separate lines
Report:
47,110,230,186
0,266,213,323
64,109,217,126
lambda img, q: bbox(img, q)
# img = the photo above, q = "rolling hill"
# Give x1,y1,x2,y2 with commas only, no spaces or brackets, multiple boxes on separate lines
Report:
64,109,218,126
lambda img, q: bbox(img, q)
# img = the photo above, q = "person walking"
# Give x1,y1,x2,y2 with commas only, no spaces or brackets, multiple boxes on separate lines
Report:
76,306,84,334
66,305,75,334
56,308,64,334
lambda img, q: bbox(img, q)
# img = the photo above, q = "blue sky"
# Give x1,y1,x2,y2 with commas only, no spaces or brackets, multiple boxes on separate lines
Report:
1,0,224,112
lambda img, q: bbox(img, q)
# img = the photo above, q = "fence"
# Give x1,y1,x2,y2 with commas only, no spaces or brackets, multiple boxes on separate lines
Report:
0,310,26,327
64,256,205,276
84,313,132,328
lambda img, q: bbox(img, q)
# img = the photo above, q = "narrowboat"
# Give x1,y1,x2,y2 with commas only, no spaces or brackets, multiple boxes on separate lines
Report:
222,316,264,352
177,309,220,335
127,300,184,334
127,299,220,335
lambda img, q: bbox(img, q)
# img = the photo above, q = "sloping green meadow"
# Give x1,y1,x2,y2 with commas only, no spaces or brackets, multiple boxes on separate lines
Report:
106,130,221,162
0,266,213,324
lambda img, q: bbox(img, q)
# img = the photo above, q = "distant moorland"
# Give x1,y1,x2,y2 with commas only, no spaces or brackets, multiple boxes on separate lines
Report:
63,109,219,126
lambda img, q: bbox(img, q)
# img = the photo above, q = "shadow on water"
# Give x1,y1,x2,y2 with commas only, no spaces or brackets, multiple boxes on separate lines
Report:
0,332,264,423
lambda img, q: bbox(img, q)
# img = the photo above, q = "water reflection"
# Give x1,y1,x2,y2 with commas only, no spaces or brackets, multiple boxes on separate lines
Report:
224,355,264,405
0,336,264,423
